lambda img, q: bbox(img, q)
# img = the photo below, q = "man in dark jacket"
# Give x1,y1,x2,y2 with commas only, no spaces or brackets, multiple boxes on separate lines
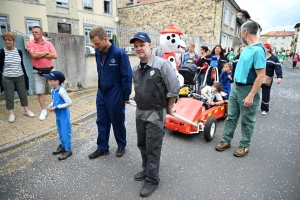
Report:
88,26,132,159
131,32,180,197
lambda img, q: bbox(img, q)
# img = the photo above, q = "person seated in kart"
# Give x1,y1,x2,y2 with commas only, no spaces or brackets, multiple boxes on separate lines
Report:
192,81,224,112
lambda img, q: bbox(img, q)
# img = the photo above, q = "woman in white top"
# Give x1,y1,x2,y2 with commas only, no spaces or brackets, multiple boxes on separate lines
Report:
0,32,35,122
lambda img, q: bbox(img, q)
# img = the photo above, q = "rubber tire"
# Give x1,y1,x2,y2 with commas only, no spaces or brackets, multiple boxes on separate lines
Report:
203,116,217,141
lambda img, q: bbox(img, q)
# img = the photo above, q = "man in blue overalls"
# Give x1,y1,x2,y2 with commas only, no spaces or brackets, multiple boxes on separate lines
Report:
88,26,132,159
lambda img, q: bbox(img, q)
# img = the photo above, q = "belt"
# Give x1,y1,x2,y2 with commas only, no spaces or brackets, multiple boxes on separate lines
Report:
235,82,253,86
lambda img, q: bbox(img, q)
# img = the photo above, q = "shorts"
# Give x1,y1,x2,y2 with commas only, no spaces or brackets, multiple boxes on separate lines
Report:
33,69,47,94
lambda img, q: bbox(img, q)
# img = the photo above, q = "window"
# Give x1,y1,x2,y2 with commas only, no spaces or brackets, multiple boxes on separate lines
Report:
235,26,240,38
275,37,277,39
223,7,229,25
56,0,68,7
26,19,41,34
0,16,9,34
84,25,92,44
104,0,111,14
282,37,285,39
58,23,71,34
106,29,112,39
83,0,93,11
230,14,235,28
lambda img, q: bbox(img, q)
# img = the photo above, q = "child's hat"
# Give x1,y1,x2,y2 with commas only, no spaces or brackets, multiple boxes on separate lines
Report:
43,71,65,83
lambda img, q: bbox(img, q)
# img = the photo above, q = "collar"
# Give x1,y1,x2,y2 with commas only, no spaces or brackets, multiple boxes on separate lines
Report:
139,54,156,69
34,39,45,44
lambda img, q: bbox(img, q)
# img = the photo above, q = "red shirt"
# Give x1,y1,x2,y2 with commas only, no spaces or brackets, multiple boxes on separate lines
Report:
26,39,55,69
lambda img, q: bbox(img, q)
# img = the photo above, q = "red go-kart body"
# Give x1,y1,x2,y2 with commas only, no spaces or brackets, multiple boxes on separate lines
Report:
165,97,227,140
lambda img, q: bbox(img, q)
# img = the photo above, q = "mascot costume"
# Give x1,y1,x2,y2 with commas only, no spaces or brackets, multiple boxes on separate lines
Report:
159,24,186,86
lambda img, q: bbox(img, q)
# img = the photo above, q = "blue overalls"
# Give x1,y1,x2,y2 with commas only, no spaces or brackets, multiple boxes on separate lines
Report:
52,86,72,151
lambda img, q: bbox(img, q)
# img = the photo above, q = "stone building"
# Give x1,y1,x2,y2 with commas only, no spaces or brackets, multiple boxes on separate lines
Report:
117,0,251,52
260,30,294,52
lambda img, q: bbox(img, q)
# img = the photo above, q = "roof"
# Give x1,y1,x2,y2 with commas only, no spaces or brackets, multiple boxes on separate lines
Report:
262,31,295,37
294,23,300,28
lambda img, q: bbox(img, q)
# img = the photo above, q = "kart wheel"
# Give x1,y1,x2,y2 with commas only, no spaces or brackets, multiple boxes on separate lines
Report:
204,116,217,141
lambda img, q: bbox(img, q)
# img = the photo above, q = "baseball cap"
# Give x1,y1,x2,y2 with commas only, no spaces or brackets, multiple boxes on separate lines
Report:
130,32,151,44
43,71,65,83
264,43,271,48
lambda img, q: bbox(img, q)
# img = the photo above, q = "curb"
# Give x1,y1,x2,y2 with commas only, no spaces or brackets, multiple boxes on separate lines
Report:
0,110,97,154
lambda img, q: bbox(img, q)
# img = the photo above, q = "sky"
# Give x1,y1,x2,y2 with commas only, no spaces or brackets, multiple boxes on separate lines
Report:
235,0,300,34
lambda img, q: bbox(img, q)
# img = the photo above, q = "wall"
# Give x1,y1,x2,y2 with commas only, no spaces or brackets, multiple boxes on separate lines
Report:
118,0,223,45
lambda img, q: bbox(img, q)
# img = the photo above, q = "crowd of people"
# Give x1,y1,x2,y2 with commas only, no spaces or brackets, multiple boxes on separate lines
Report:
1,20,300,197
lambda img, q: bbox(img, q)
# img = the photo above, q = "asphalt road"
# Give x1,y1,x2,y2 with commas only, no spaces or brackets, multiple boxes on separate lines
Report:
0,61,299,200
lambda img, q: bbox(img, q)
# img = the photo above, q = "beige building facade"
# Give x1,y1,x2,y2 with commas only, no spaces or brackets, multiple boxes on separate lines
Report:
261,31,294,52
0,0,118,45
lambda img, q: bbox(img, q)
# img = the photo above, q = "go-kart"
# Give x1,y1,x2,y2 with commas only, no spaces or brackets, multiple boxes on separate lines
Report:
165,62,227,141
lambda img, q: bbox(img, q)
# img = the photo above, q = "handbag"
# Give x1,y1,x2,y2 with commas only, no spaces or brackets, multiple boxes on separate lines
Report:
262,75,272,86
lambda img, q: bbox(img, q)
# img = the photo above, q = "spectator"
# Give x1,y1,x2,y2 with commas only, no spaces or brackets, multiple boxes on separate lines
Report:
0,32,35,122
261,43,283,115
232,45,245,79
27,26,57,121
202,45,228,86
196,46,209,89
182,43,199,65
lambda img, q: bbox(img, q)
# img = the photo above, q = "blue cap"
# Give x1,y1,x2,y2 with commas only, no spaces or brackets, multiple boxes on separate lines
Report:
130,32,151,44
43,71,65,83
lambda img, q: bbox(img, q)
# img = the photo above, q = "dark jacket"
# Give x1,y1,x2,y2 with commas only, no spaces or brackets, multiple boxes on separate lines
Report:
232,54,240,80
95,40,132,101
266,54,283,78
0,48,29,93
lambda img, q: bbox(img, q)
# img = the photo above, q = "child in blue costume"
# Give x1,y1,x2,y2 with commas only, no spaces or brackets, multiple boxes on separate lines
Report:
43,71,73,160
219,62,233,101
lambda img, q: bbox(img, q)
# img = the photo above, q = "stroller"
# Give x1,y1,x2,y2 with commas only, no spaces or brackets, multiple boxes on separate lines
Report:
178,63,198,97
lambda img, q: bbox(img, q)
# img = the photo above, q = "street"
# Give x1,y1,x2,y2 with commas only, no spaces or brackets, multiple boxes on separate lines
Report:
0,60,299,200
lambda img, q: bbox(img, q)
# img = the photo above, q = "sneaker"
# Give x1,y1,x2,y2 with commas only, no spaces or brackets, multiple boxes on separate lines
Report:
25,110,35,118
234,146,249,157
215,141,231,151
140,181,157,197
88,150,109,159
134,170,147,181
39,109,47,121
261,111,268,115
116,148,125,157
53,144,65,155
58,151,72,160
8,114,15,123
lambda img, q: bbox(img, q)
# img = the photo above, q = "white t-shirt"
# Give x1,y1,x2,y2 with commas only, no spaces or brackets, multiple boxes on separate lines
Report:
201,86,222,101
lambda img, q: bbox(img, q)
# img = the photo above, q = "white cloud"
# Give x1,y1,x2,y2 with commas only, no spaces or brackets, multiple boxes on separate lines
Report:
235,0,300,33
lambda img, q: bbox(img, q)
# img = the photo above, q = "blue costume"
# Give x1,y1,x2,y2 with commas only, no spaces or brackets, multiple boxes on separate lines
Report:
219,71,232,99
51,86,72,151
95,40,132,152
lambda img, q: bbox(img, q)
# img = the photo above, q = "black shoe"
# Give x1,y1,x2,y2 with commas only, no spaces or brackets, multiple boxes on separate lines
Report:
88,150,109,159
116,148,125,157
58,151,72,160
53,144,65,155
134,170,146,181
140,181,157,197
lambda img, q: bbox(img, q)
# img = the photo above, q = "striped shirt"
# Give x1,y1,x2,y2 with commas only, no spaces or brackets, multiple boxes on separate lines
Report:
3,48,24,77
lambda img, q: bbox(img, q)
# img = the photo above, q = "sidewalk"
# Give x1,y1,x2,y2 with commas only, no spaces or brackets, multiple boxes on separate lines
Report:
0,87,135,153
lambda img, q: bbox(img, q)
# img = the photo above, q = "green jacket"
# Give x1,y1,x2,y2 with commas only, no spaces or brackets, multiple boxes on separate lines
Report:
277,54,286,62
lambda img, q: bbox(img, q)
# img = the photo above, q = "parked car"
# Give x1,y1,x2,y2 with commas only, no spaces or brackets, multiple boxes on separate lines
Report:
86,46,95,54
123,47,135,55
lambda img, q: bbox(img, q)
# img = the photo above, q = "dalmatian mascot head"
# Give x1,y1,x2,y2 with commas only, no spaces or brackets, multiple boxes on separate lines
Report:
159,24,186,86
